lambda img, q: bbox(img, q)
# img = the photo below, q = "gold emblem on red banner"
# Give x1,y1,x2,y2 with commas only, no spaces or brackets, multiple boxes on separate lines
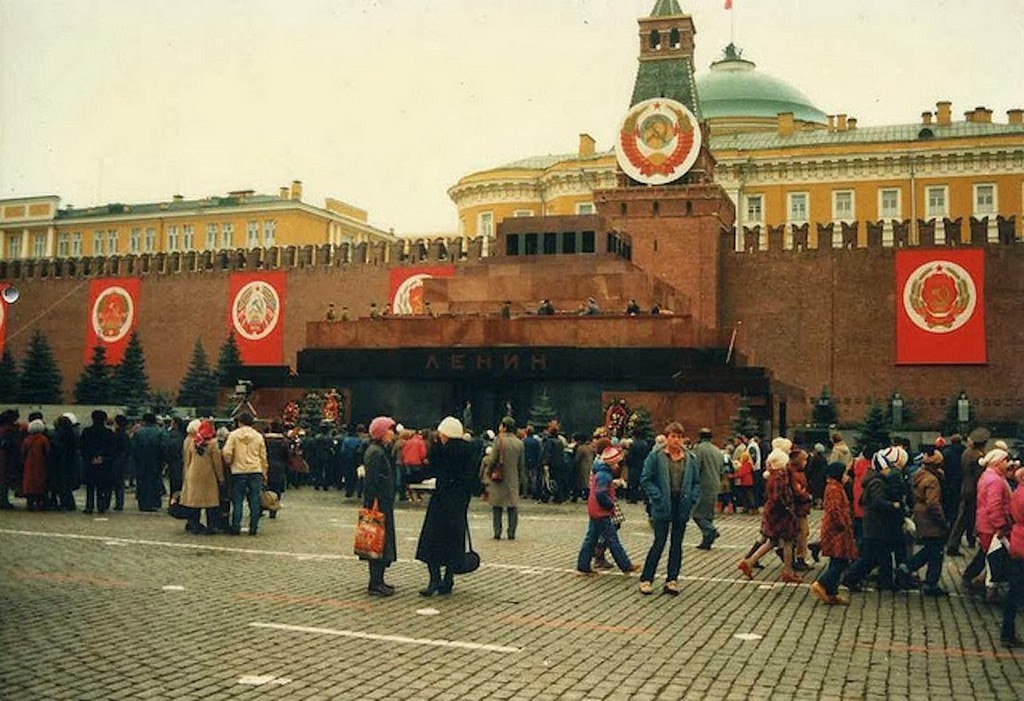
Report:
902,260,977,333
91,286,134,342
615,98,702,185
232,280,280,341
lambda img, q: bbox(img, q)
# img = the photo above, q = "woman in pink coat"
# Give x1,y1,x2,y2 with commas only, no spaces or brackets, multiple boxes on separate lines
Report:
1001,465,1024,647
962,448,1013,589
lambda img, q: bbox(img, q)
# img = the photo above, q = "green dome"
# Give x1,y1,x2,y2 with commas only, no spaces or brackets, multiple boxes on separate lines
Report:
696,44,827,124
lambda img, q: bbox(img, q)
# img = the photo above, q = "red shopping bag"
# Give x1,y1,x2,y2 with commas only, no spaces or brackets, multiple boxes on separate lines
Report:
353,498,386,559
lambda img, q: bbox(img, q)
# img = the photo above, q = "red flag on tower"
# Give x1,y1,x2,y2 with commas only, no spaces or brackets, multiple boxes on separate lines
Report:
725,0,733,9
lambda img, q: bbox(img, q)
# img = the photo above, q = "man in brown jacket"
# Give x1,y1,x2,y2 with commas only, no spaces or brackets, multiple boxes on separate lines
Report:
900,448,948,596
947,437,984,555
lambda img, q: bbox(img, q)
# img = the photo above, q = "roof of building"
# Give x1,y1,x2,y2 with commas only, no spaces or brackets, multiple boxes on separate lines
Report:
650,0,684,17
493,152,611,172
54,193,289,220
696,44,828,125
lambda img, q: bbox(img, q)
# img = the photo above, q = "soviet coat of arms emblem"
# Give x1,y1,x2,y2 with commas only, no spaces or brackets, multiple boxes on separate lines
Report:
902,260,977,333
614,98,702,186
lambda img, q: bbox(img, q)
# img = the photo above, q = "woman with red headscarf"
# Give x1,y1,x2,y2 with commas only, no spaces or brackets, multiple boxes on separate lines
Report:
181,419,224,534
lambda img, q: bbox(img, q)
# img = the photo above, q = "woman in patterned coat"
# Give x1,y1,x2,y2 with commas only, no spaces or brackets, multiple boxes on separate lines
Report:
810,462,858,605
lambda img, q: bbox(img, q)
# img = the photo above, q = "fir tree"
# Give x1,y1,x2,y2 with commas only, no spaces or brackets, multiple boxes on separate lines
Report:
18,330,63,404
730,400,760,438
811,385,838,428
113,331,150,416
74,345,115,404
177,339,217,413
149,390,174,416
856,403,890,457
216,332,243,386
0,349,19,400
528,388,558,432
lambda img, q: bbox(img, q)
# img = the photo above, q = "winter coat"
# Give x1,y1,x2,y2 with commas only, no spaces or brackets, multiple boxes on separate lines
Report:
851,455,870,519
523,434,541,472
0,423,23,489
415,437,478,566
762,466,798,542
111,428,131,482
80,423,116,489
820,478,857,560
829,441,853,469
691,439,722,519
401,434,428,467
1009,485,1024,561
734,453,754,488
223,426,268,476
791,465,812,518
164,427,186,482
586,460,618,519
362,440,397,565
861,470,903,542
483,432,524,508
640,446,700,523
911,464,947,539
573,442,595,492
131,424,166,474
975,467,1012,536
264,433,291,485
21,431,49,496
960,447,983,500
806,452,828,501
180,436,225,508
48,423,81,493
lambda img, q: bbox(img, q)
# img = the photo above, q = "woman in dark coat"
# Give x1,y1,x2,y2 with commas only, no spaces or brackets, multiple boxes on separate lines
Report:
416,416,478,596
48,415,81,511
80,410,116,514
362,416,398,597
263,421,290,518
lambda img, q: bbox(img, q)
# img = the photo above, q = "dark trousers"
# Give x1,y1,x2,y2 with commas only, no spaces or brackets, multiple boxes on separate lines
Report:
641,499,688,582
693,515,718,545
85,485,112,513
843,537,895,589
492,507,518,539
906,537,945,587
231,473,263,532
577,516,631,572
113,481,125,510
341,462,358,497
137,464,162,510
1002,560,1024,641
947,495,977,550
817,557,851,596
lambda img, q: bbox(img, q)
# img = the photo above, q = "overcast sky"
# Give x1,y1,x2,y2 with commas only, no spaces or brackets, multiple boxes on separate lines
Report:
2,0,1023,236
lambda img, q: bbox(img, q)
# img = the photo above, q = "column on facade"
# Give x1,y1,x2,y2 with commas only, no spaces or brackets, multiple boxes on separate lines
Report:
20,228,28,260
934,218,946,245
987,217,998,243
882,220,894,247
45,225,55,258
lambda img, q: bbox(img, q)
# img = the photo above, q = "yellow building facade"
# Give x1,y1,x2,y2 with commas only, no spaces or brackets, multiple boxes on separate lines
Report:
0,180,396,261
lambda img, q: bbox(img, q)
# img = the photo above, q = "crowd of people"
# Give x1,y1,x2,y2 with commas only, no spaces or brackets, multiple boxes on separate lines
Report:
2,406,1022,645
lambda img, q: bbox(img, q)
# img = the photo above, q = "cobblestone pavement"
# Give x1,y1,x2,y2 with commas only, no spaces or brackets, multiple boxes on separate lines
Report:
1,488,1022,700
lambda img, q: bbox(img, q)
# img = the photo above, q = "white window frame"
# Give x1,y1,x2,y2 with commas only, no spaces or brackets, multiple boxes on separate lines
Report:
787,192,809,224
262,220,276,246
7,234,21,259
144,227,156,252
246,221,259,247
57,232,69,257
222,222,234,249
182,224,194,250
575,203,595,215
832,190,855,223
925,186,948,219
205,223,218,250
107,229,118,253
745,194,764,224
130,228,141,253
878,188,902,220
973,183,997,217
32,233,46,259
93,231,105,255
478,211,494,238
513,209,534,217
167,225,179,251
71,232,82,257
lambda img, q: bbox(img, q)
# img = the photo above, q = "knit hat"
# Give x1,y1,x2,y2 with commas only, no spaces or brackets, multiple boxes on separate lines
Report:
771,437,793,453
186,419,201,435
28,419,46,434
369,416,396,441
825,461,847,482
600,446,624,464
437,416,464,440
62,412,79,426
814,443,826,454
980,448,1009,469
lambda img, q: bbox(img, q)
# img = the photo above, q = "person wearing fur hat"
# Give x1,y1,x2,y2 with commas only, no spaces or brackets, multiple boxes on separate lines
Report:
961,448,1014,597
810,462,857,605
415,416,480,596
898,447,949,596
577,445,641,578
362,416,398,596
840,449,906,592
180,420,225,534
20,419,50,511
737,437,799,580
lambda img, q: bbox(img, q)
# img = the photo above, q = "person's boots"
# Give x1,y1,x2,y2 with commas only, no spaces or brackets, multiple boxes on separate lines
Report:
369,561,393,597
492,507,503,540
437,567,455,595
420,564,442,597
507,508,518,540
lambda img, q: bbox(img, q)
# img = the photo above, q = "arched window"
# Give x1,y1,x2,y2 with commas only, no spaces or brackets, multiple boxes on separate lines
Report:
669,28,680,49
649,30,661,50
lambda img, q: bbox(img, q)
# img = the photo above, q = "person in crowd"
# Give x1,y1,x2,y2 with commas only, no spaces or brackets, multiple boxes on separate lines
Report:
850,448,871,548
361,416,398,596
483,417,524,540
733,446,756,514
222,412,268,536
80,410,115,515
572,432,595,503
691,428,722,550
940,435,965,539
523,425,541,499
537,299,555,316
841,448,907,592
577,446,641,578
180,419,224,534
737,438,802,583
539,421,566,503
810,462,857,605
163,417,186,497
324,303,337,321
110,415,131,512
20,418,49,511
1001,464,1024,647
829,432,853,470
339,424,365,498
897,446,948,596
637,422,700,595
747,436,763,509
48,414,80,512
961,447,1013,600
625,429,651,504
401,428,429,503
717,442,735,515
416,417,479,597
0,409,23,509
947,434,986,556
807,443,829,509
263,421,290,518
132,413,166,512
625,298,642,315
791,447,815,571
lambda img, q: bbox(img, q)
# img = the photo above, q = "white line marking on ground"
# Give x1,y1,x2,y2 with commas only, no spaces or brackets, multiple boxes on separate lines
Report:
161,585,186,591
237,674,291,686
250,622,521,653
415,608,440,616
734,633,763,641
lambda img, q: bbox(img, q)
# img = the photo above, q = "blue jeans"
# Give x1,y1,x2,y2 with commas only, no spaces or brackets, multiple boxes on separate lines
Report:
232,473,263,532
693,515,718,545
905,537,944,587
1002,559,1024,641
816,557,850,596
577,516,631,571
642,498,688,582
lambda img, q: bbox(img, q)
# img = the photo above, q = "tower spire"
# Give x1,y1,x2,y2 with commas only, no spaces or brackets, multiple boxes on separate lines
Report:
629,2,702,121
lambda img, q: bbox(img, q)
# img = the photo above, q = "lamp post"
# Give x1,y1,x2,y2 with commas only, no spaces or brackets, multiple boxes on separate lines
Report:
956,392,970,434
891,392,904,430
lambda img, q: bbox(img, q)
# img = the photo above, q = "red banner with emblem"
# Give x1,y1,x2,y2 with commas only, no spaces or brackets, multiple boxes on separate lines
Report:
0,293,7,357
895,248,985,364
389,265,455,315
84,278,141,364
227,271,286,365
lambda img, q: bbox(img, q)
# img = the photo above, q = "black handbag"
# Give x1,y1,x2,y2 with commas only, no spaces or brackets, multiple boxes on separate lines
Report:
451,516,480,574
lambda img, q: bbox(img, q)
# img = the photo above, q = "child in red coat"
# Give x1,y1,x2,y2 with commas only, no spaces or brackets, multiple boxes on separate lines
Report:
810,462,858,605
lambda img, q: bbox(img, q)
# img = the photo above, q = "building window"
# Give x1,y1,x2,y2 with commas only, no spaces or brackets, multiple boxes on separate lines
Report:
107,230,118,254
32,233,46,258
832,190,854,222
576,203,596,215
167,226,179,251
542,232,557,255
130,228,141,253
93,231,105,255
7,234,21,259
206,223,218,250
925,186,948,219
71,233,82,257
478,212,494,238
222,223,234,248
745,194,764,223
879,188,901,219
787,193,809,223
973,183,996,217
58,233,69,257
262,220,276,246
524,232,538,255
144,227,156,252
581,231,596,253
247,221,259,247
182,224,194,250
